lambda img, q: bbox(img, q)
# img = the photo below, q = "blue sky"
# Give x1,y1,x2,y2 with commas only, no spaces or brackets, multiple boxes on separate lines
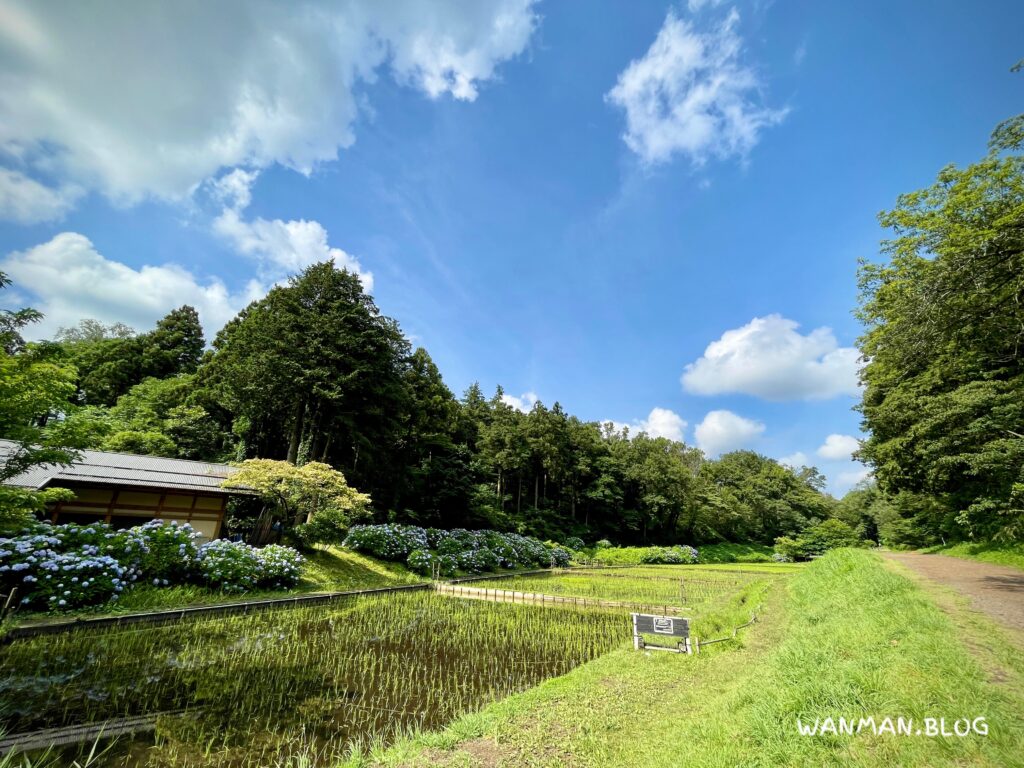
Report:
1,0,1021,495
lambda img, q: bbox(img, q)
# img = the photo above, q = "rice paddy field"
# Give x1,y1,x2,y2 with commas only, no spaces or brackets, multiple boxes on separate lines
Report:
472,565,790,616
0,564,783,767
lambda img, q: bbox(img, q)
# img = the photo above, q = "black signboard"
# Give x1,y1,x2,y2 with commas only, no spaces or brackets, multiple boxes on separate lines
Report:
633,614,689,637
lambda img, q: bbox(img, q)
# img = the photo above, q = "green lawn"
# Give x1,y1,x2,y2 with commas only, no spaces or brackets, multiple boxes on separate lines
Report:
920,541,1024,571
364,550,1024,768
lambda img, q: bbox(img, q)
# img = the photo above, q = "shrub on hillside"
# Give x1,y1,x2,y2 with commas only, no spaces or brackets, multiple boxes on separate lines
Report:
256,544,304,589
0,521,303,611
406,549,434,575
639,545,698,565
128,520,200,582
194,539,263,593
774,520,863,561
342,524,428,561
343,524,558,576
549,546,571,567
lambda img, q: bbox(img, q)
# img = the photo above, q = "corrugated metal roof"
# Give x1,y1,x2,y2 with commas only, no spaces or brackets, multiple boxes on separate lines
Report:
0,439,246,494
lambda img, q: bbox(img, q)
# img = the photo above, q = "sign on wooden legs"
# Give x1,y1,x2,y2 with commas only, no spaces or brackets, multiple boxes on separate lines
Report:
631,613,693,654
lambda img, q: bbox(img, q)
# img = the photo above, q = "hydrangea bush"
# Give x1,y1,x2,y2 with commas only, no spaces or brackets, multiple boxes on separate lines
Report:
0,520,305,611
639,545,699,565
342,524,428,560
548,546,572,568
194,539,262,593
406,548,434,575
255,544,305,589
344,524,567,576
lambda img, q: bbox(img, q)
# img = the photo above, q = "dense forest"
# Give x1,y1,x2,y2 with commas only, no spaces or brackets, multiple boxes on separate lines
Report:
0,263,833,545
2,112,1021,550
852,111,1024,546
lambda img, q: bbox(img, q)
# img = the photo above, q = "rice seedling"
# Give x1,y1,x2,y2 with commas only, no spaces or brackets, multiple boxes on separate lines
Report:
0,591,628,766
473,566,770,615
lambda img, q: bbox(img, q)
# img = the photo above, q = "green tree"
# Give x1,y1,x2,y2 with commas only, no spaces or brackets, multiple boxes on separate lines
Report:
201,262,410,502
226,458,372,536
0,274,83,528
55,306,205,406
857,113,1024,540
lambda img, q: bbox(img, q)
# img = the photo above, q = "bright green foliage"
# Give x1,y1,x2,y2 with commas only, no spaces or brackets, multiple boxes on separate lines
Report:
71,374,232,459
774,518,863,560
227,458,372,537
381,552,1024,768
200,263,410,477
697,450,835,542
857,114,1024,540
3,261,838,548
0,273,86,530
54,306,205,406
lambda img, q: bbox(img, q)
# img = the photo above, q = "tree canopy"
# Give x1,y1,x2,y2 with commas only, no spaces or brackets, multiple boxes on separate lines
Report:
857,113,1024,541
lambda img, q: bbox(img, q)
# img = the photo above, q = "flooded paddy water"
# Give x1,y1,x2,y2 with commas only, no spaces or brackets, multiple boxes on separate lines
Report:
0,590,628,766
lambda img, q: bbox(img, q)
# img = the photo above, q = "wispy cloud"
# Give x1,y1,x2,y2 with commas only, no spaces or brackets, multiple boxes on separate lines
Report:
606,8,786,166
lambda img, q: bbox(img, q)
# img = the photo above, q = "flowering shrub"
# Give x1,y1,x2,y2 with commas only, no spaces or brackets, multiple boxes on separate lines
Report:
639,545,699,565
342,524,428,560
30,553,129,610
549,546,572,567
344,524,560,576
129,520,200,583
563,536,585,551
595,539,612,549
425,528,451,549
435,554,458,578
772,552,792,563
256,544,304,589
457,546,499,574
406,549,434,575
194,539,263,593
1,521,306,610
0,524,140,610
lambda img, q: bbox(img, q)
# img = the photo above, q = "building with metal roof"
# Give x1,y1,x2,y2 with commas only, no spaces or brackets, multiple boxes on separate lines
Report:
0,439,248,540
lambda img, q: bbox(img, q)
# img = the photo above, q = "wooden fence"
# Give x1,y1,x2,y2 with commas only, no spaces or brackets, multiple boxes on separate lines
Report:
433,582,688,615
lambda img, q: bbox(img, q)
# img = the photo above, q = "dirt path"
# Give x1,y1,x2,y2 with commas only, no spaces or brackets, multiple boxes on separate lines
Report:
884,551,1024,633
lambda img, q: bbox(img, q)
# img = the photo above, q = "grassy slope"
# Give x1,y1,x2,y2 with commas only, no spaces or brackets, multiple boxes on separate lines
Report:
921,541,1024,571
368,550,1024,768
8,546,422,626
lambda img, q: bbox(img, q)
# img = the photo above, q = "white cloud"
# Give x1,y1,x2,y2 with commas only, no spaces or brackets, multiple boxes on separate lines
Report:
211,170,372,288
501,391,539,413
1,233,261,339
605,8,786,165
638,407,687,442
817,433,860,461
0,1,537,206
609,407,688,442
681,314,860,401
0,168,81,224
779,451,809,468
694,409,765,456
835,467,871,493
687,0,725,11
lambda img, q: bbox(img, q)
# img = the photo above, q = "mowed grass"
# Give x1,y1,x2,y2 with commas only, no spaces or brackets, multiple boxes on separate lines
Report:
921,540,1024,571
369,550,1024,768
